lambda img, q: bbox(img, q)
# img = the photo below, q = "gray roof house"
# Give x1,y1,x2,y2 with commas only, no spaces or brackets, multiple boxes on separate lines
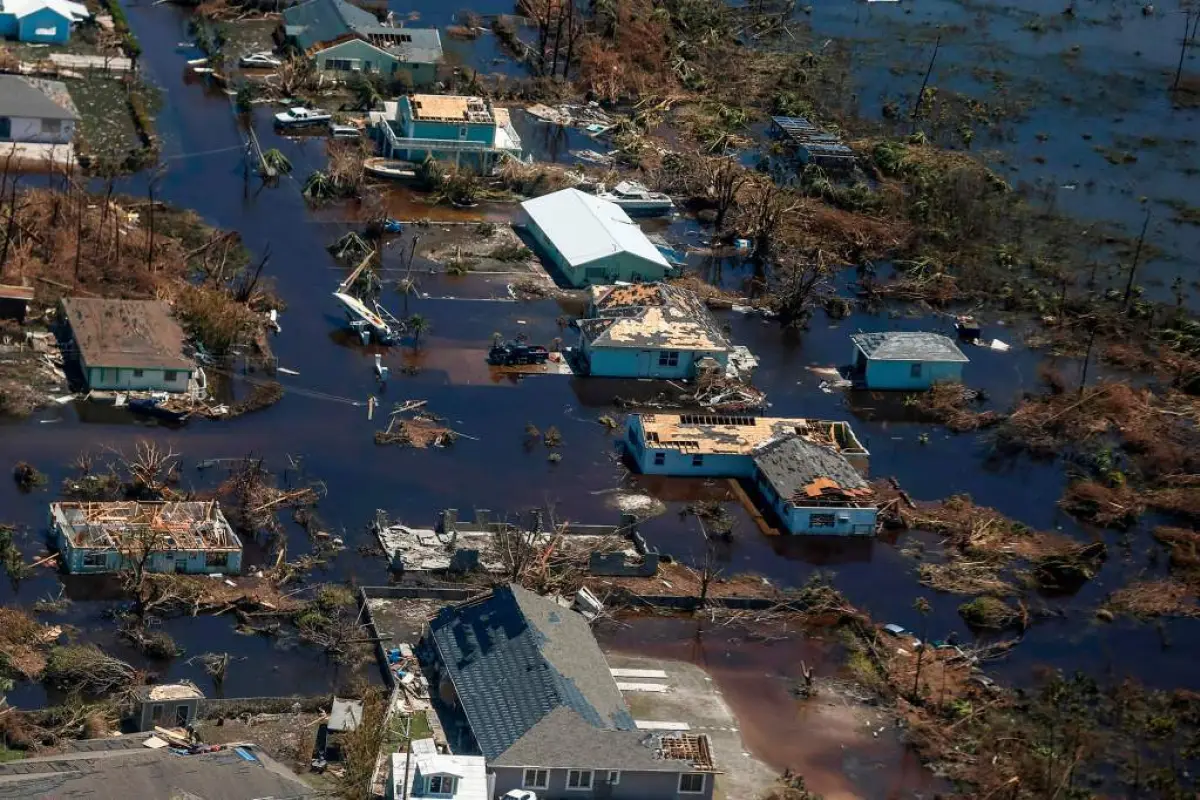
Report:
280,0,441,85
751,437,877,536
849,331,969,390
0,74,78,146
425,584,718,799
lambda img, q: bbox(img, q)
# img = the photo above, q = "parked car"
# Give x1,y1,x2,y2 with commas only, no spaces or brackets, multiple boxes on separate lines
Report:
329,124,361,139
240,51,282,68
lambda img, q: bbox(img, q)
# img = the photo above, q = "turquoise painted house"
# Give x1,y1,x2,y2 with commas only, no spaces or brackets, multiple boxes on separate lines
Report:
520,189,671,287
280,0,440,84
0,0,89,43
850,331,968,390
50,501,243,576
374,94,522,173
578,283,733,379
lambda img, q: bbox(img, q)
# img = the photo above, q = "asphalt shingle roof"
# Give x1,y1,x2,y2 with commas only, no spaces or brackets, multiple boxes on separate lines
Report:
281,0,441,61
753,436,872,505
429,584,638,764
0,75,78,121
851,331,968,362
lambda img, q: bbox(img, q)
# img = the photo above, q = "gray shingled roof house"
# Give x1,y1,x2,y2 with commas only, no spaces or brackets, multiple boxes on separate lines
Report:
849,331,968,390
425,584,718,799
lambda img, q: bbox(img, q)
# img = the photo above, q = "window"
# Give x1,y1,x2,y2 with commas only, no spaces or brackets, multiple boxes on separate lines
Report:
363,60,372,72
42,118,62,134
679,773,706,794
910,363,923,378
400,33,412,42
326,58,355,71
658,351,680,367
567,770,593,790
428,775,456,794
206,552,228,567
458,125,468,138
523,769,548,789
810,513,836,528
691,454,704,467
132,369,144,378
606,771,621,785
0,117,10,139
653,451,666,466
82,552,107,567
164,370,179,382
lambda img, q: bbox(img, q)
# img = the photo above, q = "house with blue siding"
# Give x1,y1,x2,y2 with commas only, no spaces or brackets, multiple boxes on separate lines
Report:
423,584,719,799
578,283,734,379
623,413,875,535
373,94,522,173
0,0,88,44
520,189,671,287
49,501,242,575
280,0,441,84
850,331,968,390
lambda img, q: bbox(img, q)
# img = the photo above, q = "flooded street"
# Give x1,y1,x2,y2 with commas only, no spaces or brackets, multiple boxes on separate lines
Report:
0,0,1198,794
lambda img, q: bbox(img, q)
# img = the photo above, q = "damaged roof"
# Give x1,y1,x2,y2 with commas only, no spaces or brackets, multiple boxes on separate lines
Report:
753,437,873,506
521,189,670,271
851,331,968,362
580,284,730,352
635,413,866,457
61,297,193,372
428,584,637,764
283,0,441,60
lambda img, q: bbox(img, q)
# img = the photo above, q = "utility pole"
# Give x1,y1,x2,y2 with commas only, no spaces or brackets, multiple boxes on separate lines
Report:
1122,208,1151,313
1078,322,1098,397
1173,10,1192,92
911,33,941,122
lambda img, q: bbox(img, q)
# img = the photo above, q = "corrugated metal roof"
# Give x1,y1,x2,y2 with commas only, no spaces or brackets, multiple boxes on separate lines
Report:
851,331,968,362
521,189,670,270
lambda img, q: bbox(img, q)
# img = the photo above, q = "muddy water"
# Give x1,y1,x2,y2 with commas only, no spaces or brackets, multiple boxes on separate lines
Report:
0,0,1195,720
597,616,946,799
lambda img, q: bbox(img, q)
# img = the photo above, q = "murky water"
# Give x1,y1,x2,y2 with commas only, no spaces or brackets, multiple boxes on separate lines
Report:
0,0,1196,754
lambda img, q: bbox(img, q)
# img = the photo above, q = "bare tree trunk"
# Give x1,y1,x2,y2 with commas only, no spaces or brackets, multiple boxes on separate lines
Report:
562,1,578,78
550,0,566,77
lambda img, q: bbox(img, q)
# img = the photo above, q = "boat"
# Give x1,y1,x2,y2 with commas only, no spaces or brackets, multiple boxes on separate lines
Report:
329,124,361,140
333,291,397,345
363,157,418,181
594,181,674,215
274,107,332,127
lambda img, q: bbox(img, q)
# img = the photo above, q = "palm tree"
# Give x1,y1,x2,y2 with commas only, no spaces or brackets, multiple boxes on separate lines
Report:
407,314,430,349
911,597,931,701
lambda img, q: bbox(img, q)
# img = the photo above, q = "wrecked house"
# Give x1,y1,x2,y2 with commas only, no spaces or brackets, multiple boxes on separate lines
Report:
60,297,195,393
131,682,204,731
519,189,671,288
372,94,523,174
850,331,969,390
423,584,719,799
623,413,874,535
752,437,876,535
770,115,855,170
49,501,242,575
578,283,756,381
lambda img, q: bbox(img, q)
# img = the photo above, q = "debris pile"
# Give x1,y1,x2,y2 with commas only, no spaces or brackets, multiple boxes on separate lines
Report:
909,382,1003,432
374,400,459,448
1106,578,1199,618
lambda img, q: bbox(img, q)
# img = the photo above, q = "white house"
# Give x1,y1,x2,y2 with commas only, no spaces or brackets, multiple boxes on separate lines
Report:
386,739,489,800
0,75,77,144
578,283,733,379
61,297,195,393
850,331,968,390
520,189,671,287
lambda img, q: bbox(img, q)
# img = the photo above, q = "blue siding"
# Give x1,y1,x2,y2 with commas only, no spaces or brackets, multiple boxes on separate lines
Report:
864,359,963,390
582,342,727,379
14,7,72,43
0,13,17,37
755,469,876,535
52,521,241,575
623,417,756,477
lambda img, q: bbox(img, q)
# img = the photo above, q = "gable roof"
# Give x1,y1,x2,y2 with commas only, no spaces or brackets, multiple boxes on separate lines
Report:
581,283,730,352
283,0,441,61
0,75,78,121
521,189,670,271
428,584,636,763
1,0,88,20
851,331,968,362
753,436,873,506
61,297,193,371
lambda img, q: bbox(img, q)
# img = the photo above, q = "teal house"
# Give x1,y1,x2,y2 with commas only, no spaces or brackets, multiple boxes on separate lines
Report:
374,94,523,173
0,0,89,44
280,0,441,85
849,331,968,390
520,189,671,287
50,501,243,576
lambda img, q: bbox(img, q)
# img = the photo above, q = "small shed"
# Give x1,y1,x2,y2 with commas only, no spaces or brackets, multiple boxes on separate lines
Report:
0,284,33,323
132,682,204,731
519,189,671,288
60,297,194,393
850,331,968,390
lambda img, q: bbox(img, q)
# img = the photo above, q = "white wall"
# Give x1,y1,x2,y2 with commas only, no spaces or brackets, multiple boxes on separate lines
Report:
85,365,192,393
1,115,74,145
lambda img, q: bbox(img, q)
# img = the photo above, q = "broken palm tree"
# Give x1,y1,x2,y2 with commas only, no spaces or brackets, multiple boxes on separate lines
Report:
374,400,460,448
0,607,60,680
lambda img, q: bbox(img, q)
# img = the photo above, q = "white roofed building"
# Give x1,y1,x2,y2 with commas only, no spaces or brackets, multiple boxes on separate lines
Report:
520,188,672,287
386,739,489,800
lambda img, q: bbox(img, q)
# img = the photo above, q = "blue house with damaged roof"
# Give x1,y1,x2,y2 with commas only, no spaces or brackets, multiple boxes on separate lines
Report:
423,584,719,799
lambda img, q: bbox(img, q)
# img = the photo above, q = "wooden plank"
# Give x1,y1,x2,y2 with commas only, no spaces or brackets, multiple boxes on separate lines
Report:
727,478,780,536
617,682,669,693
635,720,690,731
610,668,668,679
